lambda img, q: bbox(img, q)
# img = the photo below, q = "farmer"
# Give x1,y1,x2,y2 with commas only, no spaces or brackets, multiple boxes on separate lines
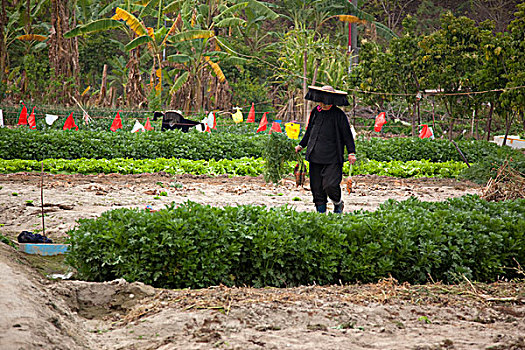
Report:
295,85,356,214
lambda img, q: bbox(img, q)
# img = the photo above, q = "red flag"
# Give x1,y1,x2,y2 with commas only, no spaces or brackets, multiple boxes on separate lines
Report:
269,120,282,134
256,112,268,133
374,112,387,132
419,124,433,139
110,111,123,132
246,103,255,123
63,112,79,131
212,112,217,129
18,103,28,125
28,106,36,129
144,117,154,131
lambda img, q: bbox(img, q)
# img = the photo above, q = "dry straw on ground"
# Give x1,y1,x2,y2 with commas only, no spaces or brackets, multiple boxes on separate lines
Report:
481,159,525,201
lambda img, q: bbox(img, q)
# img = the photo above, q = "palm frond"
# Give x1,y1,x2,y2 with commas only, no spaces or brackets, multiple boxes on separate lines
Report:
167,54,191,63
155,68,162,92
215,18,246,28
163,0,184,14
125,35,153,51
205,51,229,59
16,34,47,41
161,13,182,46
316,0,374,21
65,19,123,38
247,0,279,20
170,71,189,94
226,56,248,65
99,0,122,17
204,56,226,82
373,22,398,41
168,29,214,43
140,0,160,18
31,0,47,17
113,7,148,36
318,0,398,40
213,3,248,22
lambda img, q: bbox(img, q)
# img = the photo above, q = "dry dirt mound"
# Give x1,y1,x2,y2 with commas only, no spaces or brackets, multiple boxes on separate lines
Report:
0,243,91,350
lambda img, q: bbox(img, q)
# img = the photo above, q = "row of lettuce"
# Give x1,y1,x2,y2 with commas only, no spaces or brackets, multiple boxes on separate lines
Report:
66,196,525,288
1,128,523,182
0,157,468,179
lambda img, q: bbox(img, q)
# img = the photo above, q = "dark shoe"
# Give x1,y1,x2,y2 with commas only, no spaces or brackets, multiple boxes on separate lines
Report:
316,204,327,213
334,201,344,214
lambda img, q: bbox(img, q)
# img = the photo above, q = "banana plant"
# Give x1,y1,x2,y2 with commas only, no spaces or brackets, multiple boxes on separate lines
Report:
65,1,176,105
1,0,48,97
316,0,398,41
164,0,278,112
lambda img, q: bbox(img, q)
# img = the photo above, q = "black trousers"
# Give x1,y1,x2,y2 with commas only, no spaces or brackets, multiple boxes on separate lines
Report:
309,162,343,206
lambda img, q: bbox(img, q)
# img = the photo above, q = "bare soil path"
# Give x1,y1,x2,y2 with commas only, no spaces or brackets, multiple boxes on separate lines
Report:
0,172,480,242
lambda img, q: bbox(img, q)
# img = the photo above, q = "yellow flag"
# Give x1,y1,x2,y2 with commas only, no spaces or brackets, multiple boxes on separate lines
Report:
285,122,300,139
232,109,243,123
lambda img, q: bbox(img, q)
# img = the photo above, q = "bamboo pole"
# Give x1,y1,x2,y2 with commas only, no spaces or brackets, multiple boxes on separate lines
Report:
40,161,46,237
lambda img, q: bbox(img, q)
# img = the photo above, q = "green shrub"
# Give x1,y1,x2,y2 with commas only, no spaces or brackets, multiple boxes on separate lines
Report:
66,196,525,288
0,128,265,161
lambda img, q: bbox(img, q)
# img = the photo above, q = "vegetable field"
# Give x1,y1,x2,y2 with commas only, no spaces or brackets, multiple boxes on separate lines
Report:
1,129,523,350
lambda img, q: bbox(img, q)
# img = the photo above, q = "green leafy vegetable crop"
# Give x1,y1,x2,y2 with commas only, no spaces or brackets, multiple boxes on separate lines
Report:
66,196,524,288
0,157,468,178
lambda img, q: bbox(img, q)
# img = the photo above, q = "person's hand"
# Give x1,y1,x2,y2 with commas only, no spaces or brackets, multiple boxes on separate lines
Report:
295,145,303,153
348,154,356,164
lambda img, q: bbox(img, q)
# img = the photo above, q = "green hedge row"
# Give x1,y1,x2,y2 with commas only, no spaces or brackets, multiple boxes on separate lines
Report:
0,128,265,161
357,137,522,164
1,128,522,164
0,157,468,178
66,196,525,288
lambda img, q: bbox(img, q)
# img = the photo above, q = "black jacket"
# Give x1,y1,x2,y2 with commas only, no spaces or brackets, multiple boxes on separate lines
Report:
299,106,355,164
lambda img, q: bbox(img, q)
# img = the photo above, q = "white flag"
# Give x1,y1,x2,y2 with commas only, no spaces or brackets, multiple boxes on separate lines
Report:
206,111,215,129
45,114,59,125
350,125,357,140
131,120,145,133
83,111,91,125
428,127,435,140
0,109,4,127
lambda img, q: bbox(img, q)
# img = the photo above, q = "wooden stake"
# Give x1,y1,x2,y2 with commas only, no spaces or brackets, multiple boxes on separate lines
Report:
303,50,307,124
41,161,46,237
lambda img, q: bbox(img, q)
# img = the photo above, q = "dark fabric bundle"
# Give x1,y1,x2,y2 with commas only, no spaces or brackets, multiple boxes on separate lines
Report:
305,86,350,106
17,231,53,244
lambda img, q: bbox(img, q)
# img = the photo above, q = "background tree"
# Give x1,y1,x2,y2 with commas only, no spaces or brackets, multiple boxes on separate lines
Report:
499,2,525,143
418,13,489,140
49,0,81,104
